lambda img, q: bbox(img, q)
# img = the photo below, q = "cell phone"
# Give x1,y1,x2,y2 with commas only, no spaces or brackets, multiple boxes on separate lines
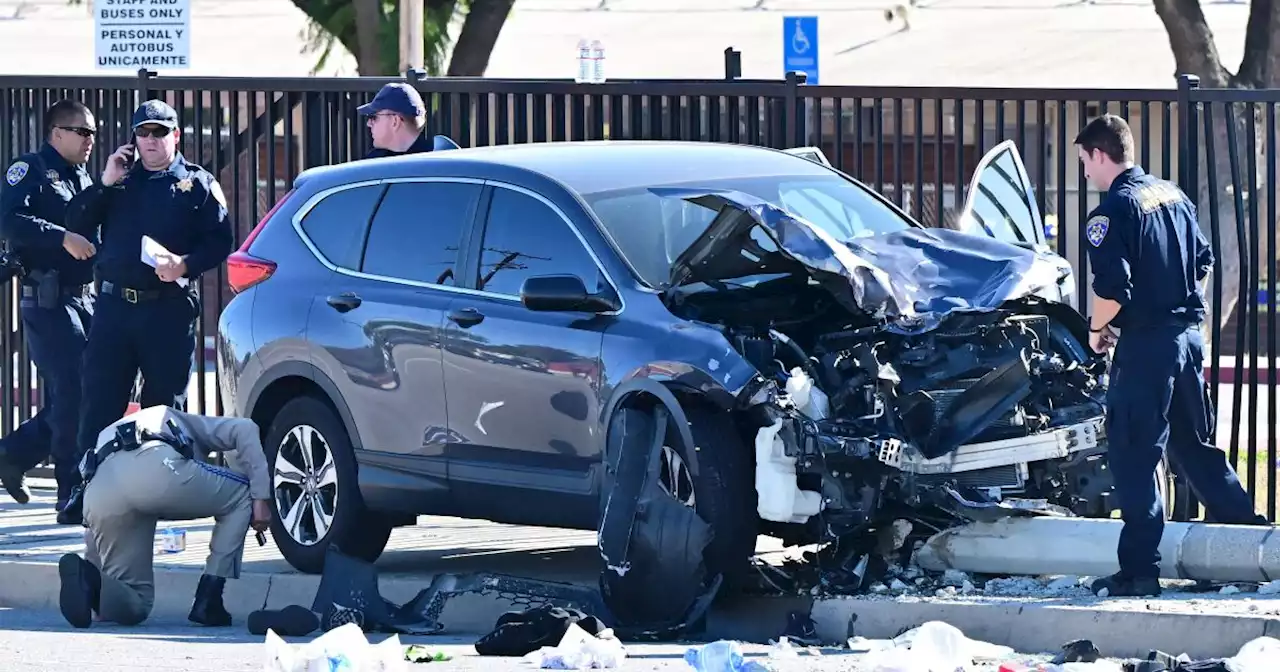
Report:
122,144,137,169
256,530,267,546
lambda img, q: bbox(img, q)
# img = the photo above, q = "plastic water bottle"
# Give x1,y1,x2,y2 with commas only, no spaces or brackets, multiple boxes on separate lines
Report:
575,39,592,83
683,640,745,672
589,39,606,83
157,526,186,554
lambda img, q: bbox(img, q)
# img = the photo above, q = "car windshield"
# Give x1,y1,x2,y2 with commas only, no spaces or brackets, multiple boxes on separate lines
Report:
580,173,913,287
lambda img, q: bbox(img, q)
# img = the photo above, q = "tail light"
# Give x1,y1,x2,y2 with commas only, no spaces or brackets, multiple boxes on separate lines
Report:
227,189,294,294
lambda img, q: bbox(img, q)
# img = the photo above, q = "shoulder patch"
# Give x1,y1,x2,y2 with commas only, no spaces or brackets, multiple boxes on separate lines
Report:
210,180,227,208
5,161,28,187
1086,215,1110,248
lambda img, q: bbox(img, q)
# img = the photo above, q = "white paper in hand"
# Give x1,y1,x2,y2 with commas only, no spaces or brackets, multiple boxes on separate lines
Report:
141,235,189,288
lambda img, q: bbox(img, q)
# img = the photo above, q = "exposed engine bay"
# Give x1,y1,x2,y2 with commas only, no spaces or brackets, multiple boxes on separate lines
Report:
666,270,1115,591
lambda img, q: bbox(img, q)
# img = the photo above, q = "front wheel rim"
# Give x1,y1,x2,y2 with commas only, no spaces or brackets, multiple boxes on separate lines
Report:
273,424,339,546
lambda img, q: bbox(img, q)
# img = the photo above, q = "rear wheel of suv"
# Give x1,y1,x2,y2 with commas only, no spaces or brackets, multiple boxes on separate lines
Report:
264,395,393,574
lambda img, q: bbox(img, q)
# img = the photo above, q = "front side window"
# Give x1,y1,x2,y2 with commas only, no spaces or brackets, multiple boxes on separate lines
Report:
361,181,481,285
476,187,602,296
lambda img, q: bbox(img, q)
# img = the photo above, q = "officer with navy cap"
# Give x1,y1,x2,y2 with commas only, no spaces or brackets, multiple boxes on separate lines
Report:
67,99,233,493
358,82,433,159
0,100,99,508
1077,114,1269,598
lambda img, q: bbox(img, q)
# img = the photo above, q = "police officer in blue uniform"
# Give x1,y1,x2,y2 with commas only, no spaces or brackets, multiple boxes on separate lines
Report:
69,100,233,492
1077,114,1269,598
359,83,433,159
0,100,100,508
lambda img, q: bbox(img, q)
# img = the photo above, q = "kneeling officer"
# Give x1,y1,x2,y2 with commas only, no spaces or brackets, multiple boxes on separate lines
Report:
56,405,271,629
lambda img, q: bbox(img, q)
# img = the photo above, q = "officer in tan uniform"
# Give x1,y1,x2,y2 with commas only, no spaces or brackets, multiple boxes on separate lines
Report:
56,405,271,629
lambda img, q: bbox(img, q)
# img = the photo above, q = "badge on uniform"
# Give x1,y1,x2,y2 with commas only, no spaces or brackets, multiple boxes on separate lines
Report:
1086,215,1109,247
176,177,194,193
5,161,28,187
46,170,60,183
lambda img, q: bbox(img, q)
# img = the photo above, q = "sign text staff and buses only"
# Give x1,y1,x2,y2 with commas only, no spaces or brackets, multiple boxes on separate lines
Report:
95,0,191,70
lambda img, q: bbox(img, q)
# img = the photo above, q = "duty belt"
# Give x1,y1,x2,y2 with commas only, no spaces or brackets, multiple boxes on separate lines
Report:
100,280,189,304
57,418,196,526
19,284,86,299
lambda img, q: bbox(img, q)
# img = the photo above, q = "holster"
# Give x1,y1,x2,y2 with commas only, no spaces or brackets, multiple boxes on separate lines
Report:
35,269,60,309
56,420,196,526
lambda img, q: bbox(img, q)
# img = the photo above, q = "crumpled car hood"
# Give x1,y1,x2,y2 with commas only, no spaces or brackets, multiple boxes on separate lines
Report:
660,187,1071,332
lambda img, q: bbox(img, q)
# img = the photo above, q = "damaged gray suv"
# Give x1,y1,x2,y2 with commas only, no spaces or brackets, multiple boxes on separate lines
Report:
217,139,1131,627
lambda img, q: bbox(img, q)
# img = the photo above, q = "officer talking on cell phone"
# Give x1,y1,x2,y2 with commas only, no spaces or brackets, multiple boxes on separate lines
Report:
66,100,233,497
0,100,99,509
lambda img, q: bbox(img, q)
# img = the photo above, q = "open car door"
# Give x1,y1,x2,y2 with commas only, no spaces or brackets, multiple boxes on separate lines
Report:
956,140,1046,249
783,146,833,168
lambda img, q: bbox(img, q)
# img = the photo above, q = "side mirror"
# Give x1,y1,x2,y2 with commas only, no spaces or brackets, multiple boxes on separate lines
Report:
521,275,619,313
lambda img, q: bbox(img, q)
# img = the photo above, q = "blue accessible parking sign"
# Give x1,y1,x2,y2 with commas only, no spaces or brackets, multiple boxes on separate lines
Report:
783,16,819,84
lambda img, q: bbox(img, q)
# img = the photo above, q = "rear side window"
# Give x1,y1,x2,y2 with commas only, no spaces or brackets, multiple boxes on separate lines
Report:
361,181,481,286
299,184,382,269
476,187,602,296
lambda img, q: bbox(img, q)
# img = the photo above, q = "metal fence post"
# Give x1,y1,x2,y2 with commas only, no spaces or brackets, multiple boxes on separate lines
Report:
723,48,742,81
783,71,800,149
135,68,156,107
1177,74,1201,204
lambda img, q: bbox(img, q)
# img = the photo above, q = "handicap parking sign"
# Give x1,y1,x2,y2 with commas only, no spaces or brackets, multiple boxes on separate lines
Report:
783,16,819,84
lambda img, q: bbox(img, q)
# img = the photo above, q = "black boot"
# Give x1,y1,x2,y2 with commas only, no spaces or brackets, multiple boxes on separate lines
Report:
188,575,232,627
0,452,30,505
1090,572,1162,598
58,553,100,629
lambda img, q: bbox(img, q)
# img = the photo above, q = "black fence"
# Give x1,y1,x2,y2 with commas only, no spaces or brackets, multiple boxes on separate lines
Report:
0,70,1276,522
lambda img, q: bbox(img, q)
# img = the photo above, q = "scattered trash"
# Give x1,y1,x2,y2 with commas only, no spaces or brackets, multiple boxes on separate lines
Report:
778,611,821,647
1218,585,1241,595
476,605,609,657
1052,640,1101,665
682,640,774,672
1228,636,1280,671
1256,580,1280,595
404,645,452,663
156,526,186,554
522,622,627,669
855,621,1015,671
262,622,407,672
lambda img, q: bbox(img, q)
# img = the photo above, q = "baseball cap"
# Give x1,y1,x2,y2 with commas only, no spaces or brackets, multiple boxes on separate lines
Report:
357,83,426,118
132,100,179,130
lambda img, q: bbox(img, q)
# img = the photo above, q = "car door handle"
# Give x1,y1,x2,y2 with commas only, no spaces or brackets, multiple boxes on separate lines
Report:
326,293,362,313
448,307,485,328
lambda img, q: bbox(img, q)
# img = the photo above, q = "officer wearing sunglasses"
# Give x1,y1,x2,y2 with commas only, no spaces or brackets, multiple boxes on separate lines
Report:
0,100,100,509
67,100,233,496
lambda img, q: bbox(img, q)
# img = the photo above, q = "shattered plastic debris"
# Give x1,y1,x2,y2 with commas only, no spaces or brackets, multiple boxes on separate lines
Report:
522,622,627,669
262,622,407,672
1257,580,1280,595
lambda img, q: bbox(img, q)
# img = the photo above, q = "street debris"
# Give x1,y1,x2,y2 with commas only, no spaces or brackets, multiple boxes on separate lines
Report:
521,621,627,669
262,622,407,671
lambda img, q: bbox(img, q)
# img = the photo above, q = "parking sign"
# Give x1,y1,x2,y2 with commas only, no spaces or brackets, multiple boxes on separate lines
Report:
782,16,818,84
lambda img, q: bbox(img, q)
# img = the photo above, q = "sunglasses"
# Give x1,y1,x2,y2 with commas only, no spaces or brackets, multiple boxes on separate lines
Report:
134,125,173,139
56,126,96,138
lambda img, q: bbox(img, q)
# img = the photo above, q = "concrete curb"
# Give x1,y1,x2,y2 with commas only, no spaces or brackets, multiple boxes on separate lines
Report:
0,559,805,642
811,596,1280,660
